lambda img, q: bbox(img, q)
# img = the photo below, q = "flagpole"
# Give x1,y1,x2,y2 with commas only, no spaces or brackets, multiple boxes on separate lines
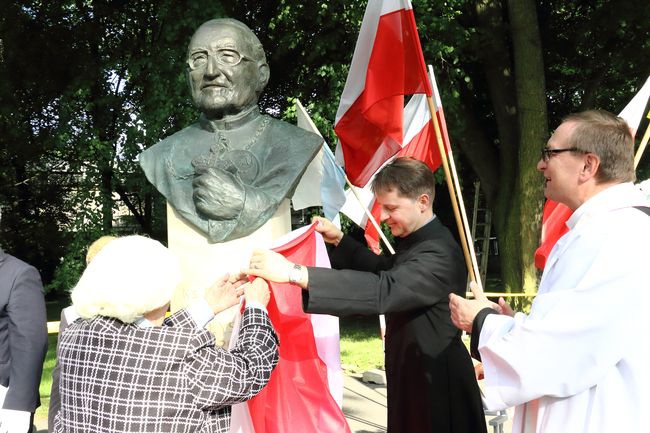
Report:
633,109,650,169
425,96,477,284
344,174,391,353
446,146,483,289
344,175,396,255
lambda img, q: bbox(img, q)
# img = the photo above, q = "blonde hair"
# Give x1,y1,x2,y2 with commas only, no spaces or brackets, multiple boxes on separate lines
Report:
86,235,118,264
72,236,182,323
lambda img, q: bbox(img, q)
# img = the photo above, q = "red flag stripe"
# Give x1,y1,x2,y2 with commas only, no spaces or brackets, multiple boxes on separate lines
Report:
335,1,432,187
246,225,351,433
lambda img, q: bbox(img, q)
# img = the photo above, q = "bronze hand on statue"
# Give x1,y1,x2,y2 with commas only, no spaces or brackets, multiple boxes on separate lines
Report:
192,165,245,220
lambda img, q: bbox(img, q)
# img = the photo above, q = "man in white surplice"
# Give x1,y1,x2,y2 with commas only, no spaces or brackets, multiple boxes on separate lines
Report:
449,110,650,433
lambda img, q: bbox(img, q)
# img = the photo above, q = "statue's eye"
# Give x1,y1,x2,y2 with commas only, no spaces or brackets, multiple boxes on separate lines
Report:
217,50,241,66
190,53,208,69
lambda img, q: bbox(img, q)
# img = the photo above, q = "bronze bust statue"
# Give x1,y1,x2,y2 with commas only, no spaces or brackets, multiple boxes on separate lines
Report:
139,18,322,243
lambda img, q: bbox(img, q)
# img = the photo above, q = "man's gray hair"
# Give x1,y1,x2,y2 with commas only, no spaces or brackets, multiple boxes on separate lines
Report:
563,110,635,183
71,235,182,323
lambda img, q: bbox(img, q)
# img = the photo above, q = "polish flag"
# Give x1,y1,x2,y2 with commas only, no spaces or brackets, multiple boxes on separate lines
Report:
334,0,432,188
340,69,447,253
534,75,650,269
229,225,349,433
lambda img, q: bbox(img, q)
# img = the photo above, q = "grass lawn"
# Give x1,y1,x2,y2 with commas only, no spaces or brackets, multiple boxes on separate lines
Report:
338,315,385,372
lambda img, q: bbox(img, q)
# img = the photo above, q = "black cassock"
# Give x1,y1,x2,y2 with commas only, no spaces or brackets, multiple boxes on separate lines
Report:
306,217,486,433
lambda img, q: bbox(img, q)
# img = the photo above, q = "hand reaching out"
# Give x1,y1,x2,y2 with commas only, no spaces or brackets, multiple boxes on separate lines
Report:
312,216,343,246
245,278,271,307
204,272,248,314
448,281,501,333
245,249,294,283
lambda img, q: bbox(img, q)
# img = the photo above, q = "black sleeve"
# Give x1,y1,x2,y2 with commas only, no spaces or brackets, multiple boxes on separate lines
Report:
328,235,392,272
470,307,499,361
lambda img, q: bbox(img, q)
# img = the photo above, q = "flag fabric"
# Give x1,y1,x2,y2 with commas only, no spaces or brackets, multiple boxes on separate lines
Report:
334,0,432,188
229,224,349,433
292,100,347,222
340,67,448,253
534,75,650,269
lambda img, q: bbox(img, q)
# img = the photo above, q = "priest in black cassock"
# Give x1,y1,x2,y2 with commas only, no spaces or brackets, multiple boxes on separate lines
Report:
247,157,487,433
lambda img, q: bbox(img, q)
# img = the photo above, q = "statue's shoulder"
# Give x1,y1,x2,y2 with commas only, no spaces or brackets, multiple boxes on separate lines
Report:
265,116,323,148
142,122,201,156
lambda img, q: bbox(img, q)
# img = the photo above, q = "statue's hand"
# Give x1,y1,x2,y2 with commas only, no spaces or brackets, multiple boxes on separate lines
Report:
192,166,245,220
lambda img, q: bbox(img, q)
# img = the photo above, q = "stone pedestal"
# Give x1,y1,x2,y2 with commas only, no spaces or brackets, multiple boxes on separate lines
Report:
166,199,291,345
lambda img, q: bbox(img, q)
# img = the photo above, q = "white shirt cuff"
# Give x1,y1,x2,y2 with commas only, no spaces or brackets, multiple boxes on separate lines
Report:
0,408,31,432
245,300,267,313
186,300,215,328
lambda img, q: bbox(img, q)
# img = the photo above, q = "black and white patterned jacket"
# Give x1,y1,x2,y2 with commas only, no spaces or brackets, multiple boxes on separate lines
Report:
53,307,279,433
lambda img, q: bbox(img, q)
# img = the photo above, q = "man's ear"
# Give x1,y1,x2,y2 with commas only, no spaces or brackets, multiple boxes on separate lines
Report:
257,64,270,93
418,193,430,211
580,153,600,181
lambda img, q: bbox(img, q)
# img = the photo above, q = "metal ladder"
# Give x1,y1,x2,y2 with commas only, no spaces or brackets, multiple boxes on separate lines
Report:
470,181,492,285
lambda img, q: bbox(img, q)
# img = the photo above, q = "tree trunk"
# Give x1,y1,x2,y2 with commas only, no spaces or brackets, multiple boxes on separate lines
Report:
473,0,524,292
507,0,547,293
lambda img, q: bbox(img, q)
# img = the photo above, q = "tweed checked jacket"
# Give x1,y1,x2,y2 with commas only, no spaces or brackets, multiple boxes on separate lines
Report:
52,307,279,433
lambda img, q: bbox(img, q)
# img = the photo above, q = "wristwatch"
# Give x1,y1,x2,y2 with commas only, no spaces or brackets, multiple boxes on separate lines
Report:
288,264,303,284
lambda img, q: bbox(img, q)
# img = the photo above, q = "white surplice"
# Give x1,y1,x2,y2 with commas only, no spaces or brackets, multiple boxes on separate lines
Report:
479,183,650,433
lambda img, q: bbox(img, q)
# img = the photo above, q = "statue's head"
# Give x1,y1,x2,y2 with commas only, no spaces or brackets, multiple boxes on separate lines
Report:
187,19,270,119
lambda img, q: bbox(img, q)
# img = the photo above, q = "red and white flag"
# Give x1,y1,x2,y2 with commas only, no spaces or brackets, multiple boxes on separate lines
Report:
334,0,432,188
229,225,349,433
340,68,448,253
534,75,650,269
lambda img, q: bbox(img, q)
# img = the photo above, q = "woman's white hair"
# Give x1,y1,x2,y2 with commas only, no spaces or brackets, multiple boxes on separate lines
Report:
71,235,182,323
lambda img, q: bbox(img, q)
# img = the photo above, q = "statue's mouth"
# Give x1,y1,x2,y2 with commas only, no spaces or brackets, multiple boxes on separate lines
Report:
202,83,228,90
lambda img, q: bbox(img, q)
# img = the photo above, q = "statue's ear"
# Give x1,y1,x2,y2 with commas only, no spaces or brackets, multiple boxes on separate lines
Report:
257,63,270,92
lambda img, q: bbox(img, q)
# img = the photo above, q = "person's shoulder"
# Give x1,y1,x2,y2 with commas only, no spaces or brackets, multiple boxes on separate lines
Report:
0,252,39,275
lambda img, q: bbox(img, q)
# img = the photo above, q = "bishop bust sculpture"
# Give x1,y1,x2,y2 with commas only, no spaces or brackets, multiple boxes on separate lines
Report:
139,18,322,243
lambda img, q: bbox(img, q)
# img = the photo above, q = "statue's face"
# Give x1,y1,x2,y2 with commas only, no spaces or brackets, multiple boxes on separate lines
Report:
187,24,264,118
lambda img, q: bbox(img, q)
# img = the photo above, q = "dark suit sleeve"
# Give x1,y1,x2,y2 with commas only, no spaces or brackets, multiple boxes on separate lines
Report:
470,308,499,361
328,235,392,272
305,238,463,316
4,265,48,411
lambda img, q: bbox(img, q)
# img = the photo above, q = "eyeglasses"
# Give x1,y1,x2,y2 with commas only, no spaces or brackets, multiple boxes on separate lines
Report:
540,147,585,162
187,48,253,70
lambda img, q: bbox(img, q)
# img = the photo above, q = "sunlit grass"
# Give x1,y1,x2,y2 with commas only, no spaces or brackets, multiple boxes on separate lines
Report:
339,315,384,373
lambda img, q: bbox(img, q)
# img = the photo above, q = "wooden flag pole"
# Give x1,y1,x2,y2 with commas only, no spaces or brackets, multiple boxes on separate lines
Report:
344,175,396,255
633,109,650,169
446,145,483,290
425,96,477,284
343,174,392,352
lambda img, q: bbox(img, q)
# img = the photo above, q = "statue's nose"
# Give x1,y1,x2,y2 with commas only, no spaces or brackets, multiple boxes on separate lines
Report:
205,55,224,77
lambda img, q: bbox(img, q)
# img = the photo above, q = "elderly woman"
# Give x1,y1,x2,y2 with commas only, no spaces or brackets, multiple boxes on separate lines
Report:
52,235,278,433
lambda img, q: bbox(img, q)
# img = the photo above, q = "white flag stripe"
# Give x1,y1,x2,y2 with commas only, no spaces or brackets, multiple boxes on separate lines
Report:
339,92,429,227
430,66,443,111
292,100,325,210
403,94,430,144
618,75,650,136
